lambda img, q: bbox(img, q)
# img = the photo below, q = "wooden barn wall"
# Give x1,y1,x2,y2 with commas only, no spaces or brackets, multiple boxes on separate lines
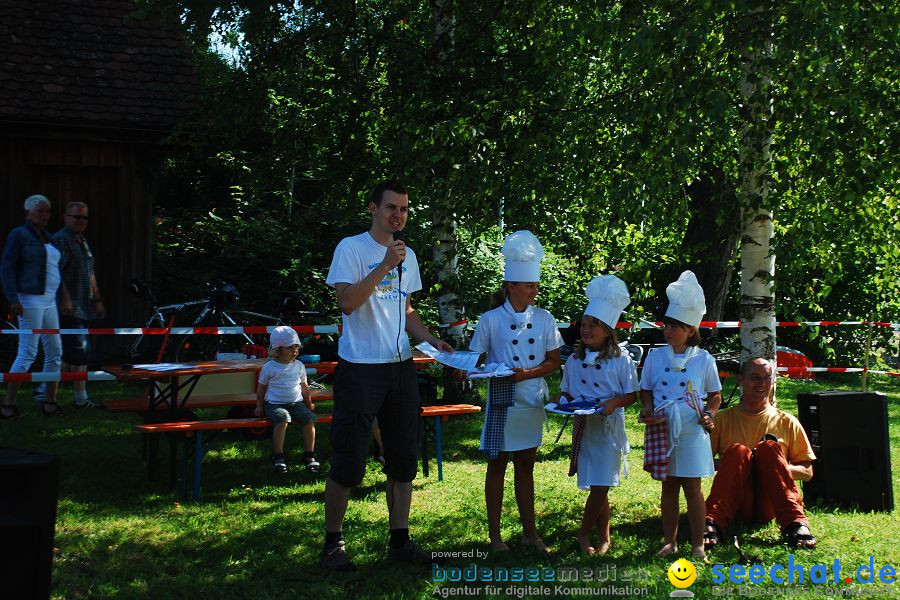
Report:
1,134,156,362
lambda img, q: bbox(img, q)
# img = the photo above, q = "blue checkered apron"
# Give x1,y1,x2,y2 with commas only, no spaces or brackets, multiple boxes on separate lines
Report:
482,376,516,460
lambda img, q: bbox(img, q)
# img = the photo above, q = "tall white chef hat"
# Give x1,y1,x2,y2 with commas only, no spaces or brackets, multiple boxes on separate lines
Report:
584,275,630,330
664,270,706,328
501,230,544,282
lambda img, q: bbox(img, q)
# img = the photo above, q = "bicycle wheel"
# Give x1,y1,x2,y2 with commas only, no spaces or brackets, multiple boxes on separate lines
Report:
173,313,249,362
130,324,179,364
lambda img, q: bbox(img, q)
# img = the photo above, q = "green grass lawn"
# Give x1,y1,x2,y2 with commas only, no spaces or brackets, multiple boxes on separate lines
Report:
2,375,899,599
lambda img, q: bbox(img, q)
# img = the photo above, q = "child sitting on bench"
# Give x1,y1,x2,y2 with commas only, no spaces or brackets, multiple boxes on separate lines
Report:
254,326,320,474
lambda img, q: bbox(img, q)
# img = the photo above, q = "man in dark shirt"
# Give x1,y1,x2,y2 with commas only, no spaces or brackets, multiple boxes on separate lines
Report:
37,202,105,407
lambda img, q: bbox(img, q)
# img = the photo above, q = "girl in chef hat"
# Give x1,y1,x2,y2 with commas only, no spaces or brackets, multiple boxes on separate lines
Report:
554,274,639,555
639,270,722,559
466,230,563,553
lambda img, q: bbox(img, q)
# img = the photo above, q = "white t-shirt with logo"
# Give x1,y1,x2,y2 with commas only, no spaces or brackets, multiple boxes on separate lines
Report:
325,232,422,363
258,359,308,405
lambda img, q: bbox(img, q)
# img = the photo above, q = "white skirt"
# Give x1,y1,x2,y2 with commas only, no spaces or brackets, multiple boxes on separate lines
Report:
577,414,624,489
667,401,714,477
480,404,544,453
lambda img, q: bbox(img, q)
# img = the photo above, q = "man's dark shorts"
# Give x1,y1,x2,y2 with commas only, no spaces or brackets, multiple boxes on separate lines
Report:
60,316,89,365
328,358,421,487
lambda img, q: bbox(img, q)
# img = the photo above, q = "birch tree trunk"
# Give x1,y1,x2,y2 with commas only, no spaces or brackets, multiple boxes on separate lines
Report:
431,0,473,400
738,2,776,363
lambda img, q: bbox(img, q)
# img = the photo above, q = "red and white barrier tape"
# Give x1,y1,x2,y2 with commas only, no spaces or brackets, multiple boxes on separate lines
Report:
1,371,117,383
777,366,900,377
627,320,898,329
0,325,342,336
2,321,898,336
3,365,896,382
0,367,324,381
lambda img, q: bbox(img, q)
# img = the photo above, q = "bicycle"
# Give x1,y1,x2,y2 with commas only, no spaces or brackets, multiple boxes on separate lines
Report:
128,280,320,363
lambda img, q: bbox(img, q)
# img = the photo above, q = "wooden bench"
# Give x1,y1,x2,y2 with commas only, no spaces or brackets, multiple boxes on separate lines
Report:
134,403,481,499
106,388,334,413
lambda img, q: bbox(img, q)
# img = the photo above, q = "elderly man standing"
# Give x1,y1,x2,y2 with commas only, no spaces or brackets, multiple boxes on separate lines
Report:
36,202,105,408
704,357,817,549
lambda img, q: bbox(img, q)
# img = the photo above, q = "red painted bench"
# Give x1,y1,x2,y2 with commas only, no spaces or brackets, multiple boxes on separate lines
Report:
134,403,481,499
106,388,333,413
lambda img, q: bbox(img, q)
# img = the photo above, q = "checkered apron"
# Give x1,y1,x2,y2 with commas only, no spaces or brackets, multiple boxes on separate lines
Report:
568,414,587,476
643,418,670,481
482,376,516,460
568,401,629,478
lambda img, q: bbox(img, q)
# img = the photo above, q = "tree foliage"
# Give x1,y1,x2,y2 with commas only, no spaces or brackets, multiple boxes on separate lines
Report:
139,0,898,365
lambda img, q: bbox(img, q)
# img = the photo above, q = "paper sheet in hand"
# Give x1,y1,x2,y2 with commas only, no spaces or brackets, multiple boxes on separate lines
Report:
466,363,515,379
415,342,480,371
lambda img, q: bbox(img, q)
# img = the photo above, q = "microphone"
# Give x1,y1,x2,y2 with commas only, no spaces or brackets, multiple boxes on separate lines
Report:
392,231,403,286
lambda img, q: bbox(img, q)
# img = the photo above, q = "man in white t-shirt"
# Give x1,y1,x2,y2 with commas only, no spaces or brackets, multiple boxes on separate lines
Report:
321,181,452,572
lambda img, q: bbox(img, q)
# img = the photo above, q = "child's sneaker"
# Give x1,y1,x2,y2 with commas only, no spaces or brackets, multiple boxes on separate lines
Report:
272,454,288,473
74,398,100,408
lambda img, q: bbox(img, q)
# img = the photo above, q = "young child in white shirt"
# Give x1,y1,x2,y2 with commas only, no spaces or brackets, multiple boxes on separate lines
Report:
254,326,319,474
639,271,721,559
555,275,638,555
463,231,563,554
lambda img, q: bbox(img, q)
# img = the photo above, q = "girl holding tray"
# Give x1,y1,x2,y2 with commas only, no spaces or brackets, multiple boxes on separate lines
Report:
639,270,721,559
464,230,563,554
552,275,639,555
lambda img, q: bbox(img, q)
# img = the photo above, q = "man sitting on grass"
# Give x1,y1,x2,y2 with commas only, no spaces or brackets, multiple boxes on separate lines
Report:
704,357,817,550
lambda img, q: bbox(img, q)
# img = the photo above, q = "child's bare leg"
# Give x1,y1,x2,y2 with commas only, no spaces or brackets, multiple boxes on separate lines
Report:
657,477,681,556
301,422,316,453
272,422,288,454
594,488,611,555
486,453,510,550
682,477,707,558
579,486,609,555
513,448,548,553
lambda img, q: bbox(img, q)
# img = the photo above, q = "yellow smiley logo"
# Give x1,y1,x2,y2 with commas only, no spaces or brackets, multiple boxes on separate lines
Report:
667,558,697,588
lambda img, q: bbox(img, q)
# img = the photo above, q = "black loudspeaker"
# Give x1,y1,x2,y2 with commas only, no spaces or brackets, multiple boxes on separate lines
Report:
796,391,893,512
0,448,60,600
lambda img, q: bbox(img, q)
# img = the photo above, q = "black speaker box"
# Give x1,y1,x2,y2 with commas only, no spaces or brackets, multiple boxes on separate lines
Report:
0,448,60,600
796,390,893,512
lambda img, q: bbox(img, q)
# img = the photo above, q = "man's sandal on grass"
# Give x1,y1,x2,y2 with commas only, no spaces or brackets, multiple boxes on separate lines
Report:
704,520,723,550
783,522,817,549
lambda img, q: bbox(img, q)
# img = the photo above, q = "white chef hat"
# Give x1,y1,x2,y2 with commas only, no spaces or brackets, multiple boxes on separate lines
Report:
501,230,544,282
584,275,630,330
270,325,300,349
664,270,706,328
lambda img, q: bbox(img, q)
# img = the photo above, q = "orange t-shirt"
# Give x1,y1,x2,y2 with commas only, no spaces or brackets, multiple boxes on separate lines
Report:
711,404,816,464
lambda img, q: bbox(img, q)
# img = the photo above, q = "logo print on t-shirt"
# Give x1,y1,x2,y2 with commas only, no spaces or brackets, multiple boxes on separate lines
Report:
373,264,408,301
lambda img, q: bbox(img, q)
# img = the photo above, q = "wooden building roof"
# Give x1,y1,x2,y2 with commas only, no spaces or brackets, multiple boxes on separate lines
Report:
0,0,198,134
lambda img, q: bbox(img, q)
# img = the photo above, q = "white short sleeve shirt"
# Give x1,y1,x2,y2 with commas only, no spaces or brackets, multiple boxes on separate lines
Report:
469,301,564,404
258,359,308,405
325,232,422,363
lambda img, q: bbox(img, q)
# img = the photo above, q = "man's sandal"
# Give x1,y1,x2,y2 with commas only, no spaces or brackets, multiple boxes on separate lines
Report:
783,522,817,549
703,520,723,550
0,404,20,420
40,401,64,417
